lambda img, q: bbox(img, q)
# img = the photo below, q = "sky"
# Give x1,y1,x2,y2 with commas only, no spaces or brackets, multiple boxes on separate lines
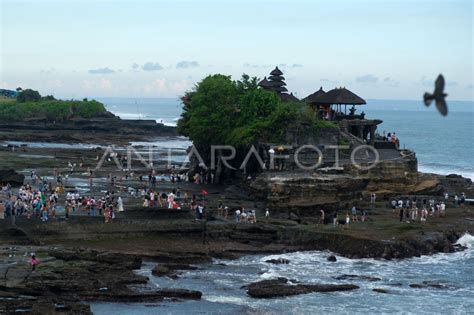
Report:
1,0,473,101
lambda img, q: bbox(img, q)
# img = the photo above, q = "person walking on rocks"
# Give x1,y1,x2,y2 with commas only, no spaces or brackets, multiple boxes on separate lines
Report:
370,193,376,209
30,254,39,272
318,209,325,224
117,196,124,212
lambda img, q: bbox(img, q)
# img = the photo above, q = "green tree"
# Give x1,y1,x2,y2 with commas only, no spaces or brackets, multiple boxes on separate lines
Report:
17,89,41,103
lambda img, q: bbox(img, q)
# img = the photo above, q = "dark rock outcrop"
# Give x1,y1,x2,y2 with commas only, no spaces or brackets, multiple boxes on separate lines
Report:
372,288,390,294
246,278,359,298
327,255,337,262
265,258,290,264
0,169,24,187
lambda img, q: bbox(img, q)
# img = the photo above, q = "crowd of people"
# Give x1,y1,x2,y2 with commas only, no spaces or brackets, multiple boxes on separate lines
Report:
382,131,400,148
329,206,368,229
391,192,466,224
0,178,125,224
0,164,469,229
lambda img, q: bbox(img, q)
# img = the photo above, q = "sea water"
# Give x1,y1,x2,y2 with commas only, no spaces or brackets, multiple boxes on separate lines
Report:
90,233,474,314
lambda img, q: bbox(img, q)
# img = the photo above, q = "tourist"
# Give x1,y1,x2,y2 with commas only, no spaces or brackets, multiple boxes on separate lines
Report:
411,205,418,221
30,254,39,272
397,199,403,211
440,202,446,217
265,208,270,221
318,209,325,224
454,194,459,207
224,206,229,220
399,206,404,222
444,192,449,201
235,208,241,223
345,213,350,228
333,212,338,227
391,199,397,213
460,193,466,207
117,196,124,212
421,207,428,224
361,209,367,222
351,205,357,222
370,193,376,209
197,204,204,220
167,191,175,209
218,201,224,217
241,209,248,222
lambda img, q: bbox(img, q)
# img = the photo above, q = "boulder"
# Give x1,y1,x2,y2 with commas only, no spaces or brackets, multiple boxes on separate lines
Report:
265,258,290,264
246,278,359,298
327,255,337,262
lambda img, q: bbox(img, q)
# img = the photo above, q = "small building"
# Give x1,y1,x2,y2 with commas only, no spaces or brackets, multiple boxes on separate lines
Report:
304,86,382,145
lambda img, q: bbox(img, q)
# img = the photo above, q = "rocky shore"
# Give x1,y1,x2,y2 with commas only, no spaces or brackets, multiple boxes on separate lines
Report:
0,114,177,145
0,118,473,313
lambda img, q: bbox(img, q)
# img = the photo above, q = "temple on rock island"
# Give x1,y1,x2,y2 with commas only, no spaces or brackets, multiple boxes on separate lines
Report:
259,66,387,148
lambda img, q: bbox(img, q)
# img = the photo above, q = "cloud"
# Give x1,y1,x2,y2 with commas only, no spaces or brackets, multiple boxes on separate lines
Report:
142,62,163,71
466,84,473,89
176,61,199,69
291,64,303,68
88,67,115,74
356,74,378,83
132,63,140,70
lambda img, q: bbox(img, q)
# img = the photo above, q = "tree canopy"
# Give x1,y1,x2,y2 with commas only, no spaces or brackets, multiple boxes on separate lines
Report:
177,74,335,148
0,89,107,121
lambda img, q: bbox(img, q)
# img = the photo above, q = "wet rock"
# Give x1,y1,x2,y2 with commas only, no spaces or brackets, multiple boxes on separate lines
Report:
334,274,381,282
265,258,290,264
327,255,337,262
409,281,449,289
372,288,390,294
246,278,359,298
152,265,178,279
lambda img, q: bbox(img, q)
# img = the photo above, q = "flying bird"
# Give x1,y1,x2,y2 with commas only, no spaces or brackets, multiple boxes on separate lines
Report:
423,74,448,116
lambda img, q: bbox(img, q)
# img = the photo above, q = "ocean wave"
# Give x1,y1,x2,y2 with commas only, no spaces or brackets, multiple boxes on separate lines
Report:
455,233,474,248
418,164,474,181
112,111,178,126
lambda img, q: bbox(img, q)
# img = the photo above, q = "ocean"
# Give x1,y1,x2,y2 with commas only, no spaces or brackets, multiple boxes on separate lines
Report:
98,97,474,180
90,234,474,314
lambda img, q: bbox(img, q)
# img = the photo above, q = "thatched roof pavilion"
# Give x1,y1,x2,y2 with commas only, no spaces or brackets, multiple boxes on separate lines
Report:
302,87,326,104
312,87,366,105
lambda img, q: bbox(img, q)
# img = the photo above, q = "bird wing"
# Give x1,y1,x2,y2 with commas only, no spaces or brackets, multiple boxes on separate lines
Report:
435,98,448,116
423,92,433,106
434,74,445,94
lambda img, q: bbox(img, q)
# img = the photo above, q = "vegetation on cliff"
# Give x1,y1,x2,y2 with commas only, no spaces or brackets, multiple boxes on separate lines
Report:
0,88,106,121
177,74,336,148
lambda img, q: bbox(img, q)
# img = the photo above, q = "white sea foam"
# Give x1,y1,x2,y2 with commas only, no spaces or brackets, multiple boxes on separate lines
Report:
455,233,474,248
